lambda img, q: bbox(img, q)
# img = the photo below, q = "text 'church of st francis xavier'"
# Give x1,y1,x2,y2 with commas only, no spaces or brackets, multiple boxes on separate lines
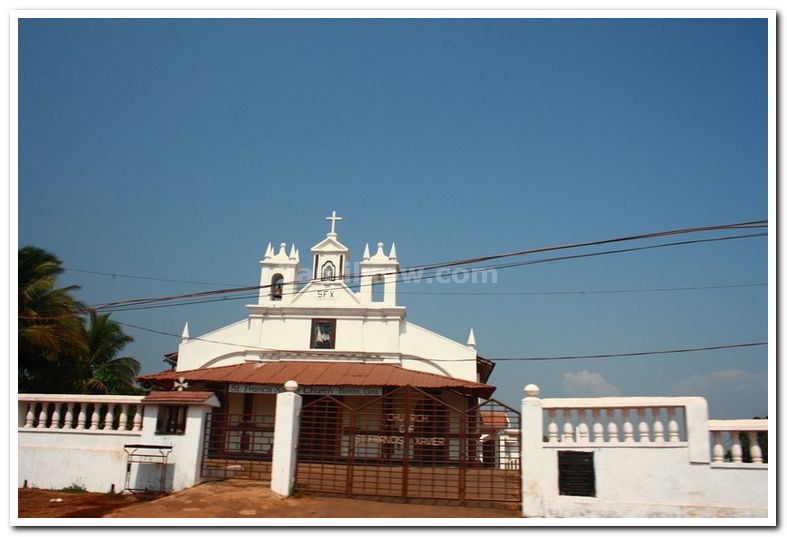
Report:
139,212,520,504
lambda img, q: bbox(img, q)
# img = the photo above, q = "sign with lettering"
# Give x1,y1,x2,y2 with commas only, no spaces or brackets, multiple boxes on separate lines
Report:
354,434,446,446
228,384,382,396
315,290,336,300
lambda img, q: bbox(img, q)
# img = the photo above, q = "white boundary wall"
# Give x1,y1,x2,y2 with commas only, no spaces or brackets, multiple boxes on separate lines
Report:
521,385,769,518
18,394,217,493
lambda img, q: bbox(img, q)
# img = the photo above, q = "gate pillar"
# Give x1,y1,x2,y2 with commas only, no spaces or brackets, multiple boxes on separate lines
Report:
271,380,302,497
521,384,545,518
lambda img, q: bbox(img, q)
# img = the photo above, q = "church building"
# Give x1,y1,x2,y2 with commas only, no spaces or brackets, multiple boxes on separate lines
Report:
139,212,505,481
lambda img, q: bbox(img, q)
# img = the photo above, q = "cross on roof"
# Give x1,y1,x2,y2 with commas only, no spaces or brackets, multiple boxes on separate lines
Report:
325,210,343,235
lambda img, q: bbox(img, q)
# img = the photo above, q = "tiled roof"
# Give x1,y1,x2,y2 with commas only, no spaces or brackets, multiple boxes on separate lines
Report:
142,391,217,404
138,361,495,398
480,410,510,428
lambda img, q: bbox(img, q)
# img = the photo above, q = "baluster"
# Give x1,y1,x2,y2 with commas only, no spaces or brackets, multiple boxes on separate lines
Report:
562,410,575,443
712,431,725,462
667,407,680,442
90,404,100,430
652,408,665,443
118,404,129,431
607,409,619,443
622,409,634,443
64,403,74,429
104,404,115,430
730,431,743,463
24,403,35,428
547,409,559,443
577,410,589,442
76,404,86,430
748,431,763,463
37,403,48,429
49,403,61,429
132,406,143,432
592,409,604,443
637,408,650,444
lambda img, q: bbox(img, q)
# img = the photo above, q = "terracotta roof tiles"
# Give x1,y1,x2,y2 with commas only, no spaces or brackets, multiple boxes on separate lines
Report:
138,361,495,398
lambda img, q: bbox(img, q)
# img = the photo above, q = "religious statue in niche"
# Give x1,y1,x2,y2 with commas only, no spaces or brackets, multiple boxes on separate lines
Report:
311,319,335,349
321,261,335,281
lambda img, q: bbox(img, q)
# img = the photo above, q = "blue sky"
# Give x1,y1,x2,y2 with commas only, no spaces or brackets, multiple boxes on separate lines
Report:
18,17,769,418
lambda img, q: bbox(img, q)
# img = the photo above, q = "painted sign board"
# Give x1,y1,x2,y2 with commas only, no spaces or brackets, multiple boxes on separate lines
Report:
228,384,383,396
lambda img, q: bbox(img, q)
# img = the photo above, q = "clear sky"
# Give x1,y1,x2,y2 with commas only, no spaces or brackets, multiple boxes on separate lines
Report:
18,17,769,419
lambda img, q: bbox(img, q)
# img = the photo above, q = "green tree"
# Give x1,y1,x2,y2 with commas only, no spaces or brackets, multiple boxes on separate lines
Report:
76,312,141,395
18,246,85,392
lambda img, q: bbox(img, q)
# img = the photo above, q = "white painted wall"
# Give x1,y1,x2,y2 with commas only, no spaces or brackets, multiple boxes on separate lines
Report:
521,386,769,518
18,396,217,494
176,311,478,382
173,229,480,383
19,429,141,493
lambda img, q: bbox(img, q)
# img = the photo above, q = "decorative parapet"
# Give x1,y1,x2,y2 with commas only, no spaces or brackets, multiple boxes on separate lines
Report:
540,396,710,463
18,394,145,433
708,419,768,467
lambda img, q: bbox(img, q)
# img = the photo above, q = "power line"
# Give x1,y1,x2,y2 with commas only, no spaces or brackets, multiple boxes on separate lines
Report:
19,220,768,319
63,268,242,287
116,319,766,364
94,281,767,314
94,232,766,314
488,342,768,362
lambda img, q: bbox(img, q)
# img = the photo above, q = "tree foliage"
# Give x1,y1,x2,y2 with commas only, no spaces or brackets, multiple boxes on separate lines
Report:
18,246,142,394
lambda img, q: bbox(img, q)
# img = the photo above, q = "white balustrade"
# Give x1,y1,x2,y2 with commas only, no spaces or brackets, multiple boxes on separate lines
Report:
18,395,145,433
708,419,767,466
541,397,690,447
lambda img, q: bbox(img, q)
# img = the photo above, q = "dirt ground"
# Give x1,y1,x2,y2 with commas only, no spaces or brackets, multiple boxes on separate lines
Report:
18,487,160,518
19,480,521,519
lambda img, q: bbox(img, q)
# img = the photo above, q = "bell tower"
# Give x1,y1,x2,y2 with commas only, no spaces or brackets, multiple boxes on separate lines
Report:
258,241,300,305
359,241,399,306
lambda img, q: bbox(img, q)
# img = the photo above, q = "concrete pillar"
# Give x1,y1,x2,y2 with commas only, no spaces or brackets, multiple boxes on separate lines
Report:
521,384,544,518
271,380,303,497
684,397,710,464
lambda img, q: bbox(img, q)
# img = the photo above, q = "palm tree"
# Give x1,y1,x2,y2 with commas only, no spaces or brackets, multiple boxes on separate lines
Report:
77,311,141,395
18,246,85,392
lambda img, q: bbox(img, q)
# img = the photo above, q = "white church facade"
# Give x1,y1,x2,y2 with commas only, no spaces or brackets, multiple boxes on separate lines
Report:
139,212,504,479
165,211,487,384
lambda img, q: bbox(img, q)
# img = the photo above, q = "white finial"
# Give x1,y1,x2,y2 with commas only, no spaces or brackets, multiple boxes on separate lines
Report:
181,322,190,341
264,242,273,259
389,242,397,261
284,380,299,392
467,328,476,349
278,242,287,255
289,244,297,260
376,242,385,256
525,384,540,398
325,210,343,235
363,243,370,261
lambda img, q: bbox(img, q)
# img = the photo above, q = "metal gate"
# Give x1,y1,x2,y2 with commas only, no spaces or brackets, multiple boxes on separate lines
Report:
200,411,275,481
295,386,521,506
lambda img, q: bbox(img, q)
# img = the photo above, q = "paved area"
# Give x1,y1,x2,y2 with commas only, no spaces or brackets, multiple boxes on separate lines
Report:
103,480,522,518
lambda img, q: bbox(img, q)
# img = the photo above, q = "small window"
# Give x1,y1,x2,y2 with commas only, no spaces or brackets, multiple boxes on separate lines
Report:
310,319,336,349
558,451,595,497
271,274,284,301
321,261,336,281
372,275,385,302
156,405,188,435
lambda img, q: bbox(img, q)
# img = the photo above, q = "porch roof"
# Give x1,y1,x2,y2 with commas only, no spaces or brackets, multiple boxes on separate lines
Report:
138,361,495,398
